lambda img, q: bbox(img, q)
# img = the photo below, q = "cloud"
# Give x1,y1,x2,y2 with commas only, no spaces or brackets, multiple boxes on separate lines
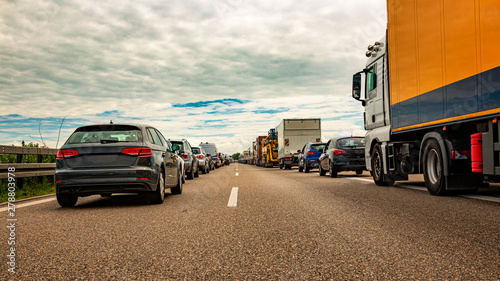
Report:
1,0,386,153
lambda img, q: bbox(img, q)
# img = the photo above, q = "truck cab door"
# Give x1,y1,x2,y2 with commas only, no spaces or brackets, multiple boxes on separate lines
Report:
364,58,387,130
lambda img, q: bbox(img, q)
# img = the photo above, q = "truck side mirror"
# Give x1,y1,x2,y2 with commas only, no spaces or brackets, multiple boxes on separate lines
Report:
352,73,362,100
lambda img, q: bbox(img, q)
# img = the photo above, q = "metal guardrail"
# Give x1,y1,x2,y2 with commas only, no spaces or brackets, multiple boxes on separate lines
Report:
0,145,58,180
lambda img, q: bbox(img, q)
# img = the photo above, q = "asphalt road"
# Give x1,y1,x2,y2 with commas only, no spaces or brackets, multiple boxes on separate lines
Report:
2,164,500,280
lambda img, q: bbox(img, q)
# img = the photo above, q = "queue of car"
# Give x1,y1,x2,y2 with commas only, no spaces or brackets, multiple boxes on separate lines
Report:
54,123,227,207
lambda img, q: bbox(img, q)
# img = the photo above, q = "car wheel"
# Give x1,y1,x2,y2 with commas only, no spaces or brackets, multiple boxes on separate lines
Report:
423,139,447,195
298,161,303,172
57,194,78,207
171,170,183,195
319,164,326,176
329,162,338,178
372,143,395,186
356,170,363,175
194,165,199,178
304,164,310,173
202,165,207,174
187,165,194,180
149,172,165,204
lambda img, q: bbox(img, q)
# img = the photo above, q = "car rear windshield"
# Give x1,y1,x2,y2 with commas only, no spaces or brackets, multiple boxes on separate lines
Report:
192,148,200,154
337,138,365,148
67,125,142,144
171,142,184,151
311,144,325,151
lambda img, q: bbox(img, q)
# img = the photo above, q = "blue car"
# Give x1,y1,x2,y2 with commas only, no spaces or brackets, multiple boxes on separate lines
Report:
297,142,326,173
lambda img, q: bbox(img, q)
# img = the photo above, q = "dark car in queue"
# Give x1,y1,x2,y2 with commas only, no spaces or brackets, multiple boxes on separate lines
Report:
171,139,199,179
192,146,210,174
318,137,366,177
55,124,184,207
297,142,326,173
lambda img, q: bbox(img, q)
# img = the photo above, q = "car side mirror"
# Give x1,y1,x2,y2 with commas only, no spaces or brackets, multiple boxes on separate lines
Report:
207,154,211,157
297,150,301,153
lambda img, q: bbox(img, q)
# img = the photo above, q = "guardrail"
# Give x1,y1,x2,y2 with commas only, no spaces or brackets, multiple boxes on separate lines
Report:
0,146,58,183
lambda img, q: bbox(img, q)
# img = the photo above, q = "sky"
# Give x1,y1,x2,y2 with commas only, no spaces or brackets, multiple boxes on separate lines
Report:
1,0,387,154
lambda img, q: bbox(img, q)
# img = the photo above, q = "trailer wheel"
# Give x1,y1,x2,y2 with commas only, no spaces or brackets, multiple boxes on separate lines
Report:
371,143,394,186
423,139,447,195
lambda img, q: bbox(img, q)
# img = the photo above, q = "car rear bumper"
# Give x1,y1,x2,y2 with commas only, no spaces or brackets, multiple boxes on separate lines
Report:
333,161,366,171
55,167,157,195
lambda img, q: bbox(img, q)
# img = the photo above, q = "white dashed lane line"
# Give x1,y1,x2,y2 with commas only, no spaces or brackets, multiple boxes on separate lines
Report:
0,197,56,212
227,187,238,207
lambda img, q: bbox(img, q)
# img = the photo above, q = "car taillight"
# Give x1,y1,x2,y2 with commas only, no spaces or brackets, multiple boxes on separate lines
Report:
285,158,292,161
56,150,79,160
180,154,189,159
333,149,347,156
306,151,315,155
122,148,153,157
197,155,205,159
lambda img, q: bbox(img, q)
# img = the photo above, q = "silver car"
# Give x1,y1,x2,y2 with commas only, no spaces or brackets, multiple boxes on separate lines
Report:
192,146,210,174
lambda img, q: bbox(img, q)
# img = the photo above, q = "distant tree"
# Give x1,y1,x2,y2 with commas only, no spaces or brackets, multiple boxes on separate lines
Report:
232,153,240,160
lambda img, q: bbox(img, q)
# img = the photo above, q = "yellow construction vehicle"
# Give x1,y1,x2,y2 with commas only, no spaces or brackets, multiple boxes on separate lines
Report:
261,128,279,168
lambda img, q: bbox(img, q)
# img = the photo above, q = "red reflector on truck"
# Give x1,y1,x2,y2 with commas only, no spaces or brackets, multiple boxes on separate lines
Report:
471,133,483,173
451,150,470,160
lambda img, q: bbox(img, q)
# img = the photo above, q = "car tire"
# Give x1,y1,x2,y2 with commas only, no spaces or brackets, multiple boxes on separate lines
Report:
57,194,78,207
149,172,165,204
171,171,183,195
187,165,194,180
298,161,303,172
194,165,199,178
304,164,310,173
202,165,207,174
319,164,326,176
356,170,363,175
329,162,338,178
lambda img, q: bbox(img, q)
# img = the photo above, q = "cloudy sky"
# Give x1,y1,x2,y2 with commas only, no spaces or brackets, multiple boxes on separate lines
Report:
1,0,387,154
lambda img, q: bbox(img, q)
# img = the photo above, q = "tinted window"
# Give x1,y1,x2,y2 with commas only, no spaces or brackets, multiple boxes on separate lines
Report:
337,138,365,148
68,125,141,144
171,142,183,151
311,144,325,151
192,148,200,154
155,129,166,146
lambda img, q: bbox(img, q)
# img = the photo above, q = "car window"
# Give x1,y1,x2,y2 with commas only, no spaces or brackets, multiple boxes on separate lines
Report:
147,128,162,146
68,125,141,144
184,141,191,151
311,144,325,151
337,138,365,148
192,148,200,154
171,142,183,151
155,129,167,146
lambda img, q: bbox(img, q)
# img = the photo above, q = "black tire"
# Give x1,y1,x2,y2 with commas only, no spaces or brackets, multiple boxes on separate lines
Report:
149,172,165,204
304,164,310,173
186,165,194,180
356,170,363,175
171,171,183,195
194,165,199,178
329,162,338,178
319,163,326,176
371,144,394,186
201,165,207,174
423,139,447,196
57,194,78,207
298,161,303,172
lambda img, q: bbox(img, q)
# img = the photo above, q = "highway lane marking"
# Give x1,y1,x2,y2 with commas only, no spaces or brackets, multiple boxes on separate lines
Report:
227,187,238,207
235,172,239,176
345,177,500,203
0,197,56,212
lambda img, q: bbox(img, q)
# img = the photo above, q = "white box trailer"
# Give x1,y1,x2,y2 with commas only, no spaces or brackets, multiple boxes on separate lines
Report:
277,118,321,169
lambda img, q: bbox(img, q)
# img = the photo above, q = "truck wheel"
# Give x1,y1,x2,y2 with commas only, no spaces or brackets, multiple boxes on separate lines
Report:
371,144,394,186
149,172,165,204
329,163,338,178
423,139,447,195
356,170,363,175
171,171,183,195
319,164,326,176
57,194,78,207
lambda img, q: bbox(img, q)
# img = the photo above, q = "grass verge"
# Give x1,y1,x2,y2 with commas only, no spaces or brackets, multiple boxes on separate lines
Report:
0,177,55,203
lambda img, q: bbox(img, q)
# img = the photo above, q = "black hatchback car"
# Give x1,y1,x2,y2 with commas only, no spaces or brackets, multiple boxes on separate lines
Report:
318,137,366,177
55,124,184,207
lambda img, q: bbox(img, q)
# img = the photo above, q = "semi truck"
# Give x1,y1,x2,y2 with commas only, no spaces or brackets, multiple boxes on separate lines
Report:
352,0,500,195
262,128,279,167
276,119,322,170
